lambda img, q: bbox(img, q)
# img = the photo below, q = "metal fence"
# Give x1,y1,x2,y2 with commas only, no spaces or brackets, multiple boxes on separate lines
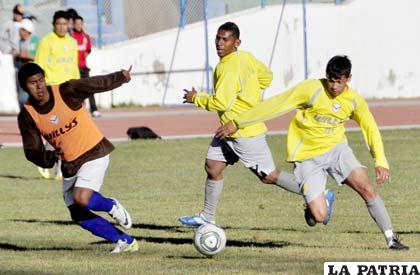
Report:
0,0,344,105
0,0,344,47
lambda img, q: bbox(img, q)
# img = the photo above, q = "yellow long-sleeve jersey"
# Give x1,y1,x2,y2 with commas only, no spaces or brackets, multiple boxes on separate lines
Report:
193,50,272,138
35,32,80,85
233,79,389,168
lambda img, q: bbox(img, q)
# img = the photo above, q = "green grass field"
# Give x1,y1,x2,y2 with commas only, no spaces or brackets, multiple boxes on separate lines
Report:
0,129,419,274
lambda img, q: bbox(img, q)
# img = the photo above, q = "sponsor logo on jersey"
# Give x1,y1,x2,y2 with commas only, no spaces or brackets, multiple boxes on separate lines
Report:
43,117,78,141
314,114,338,126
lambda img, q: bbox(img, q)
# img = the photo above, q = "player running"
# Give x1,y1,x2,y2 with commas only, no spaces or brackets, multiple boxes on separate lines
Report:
216,55,409,250
17,62,138,253
179,22,300,227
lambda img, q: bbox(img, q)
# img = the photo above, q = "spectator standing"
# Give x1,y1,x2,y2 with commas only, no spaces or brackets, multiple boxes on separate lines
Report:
0,4,24,54
35,10,79,85
72,15,100,117
14,19,39,110
66,8,78,35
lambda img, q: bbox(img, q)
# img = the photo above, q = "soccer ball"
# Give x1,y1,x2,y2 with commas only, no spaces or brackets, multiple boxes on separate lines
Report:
193,223,226,256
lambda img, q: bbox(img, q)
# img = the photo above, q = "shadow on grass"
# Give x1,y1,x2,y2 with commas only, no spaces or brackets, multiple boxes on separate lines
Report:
345,230,420,235
11,219,187,232
0,174,41,180
167,255,204,259
0,271,54,275
11,219,75,226
17,219,413,250
10,219,310,233
91,236,294,249
0,242,75,251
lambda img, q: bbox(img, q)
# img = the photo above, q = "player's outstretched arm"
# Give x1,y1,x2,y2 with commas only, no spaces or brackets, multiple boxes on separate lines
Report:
67,65,132,95
352,96,389,169
183,87,197,104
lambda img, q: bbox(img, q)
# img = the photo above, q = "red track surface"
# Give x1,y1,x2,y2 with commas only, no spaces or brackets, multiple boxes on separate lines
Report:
1,99,420,146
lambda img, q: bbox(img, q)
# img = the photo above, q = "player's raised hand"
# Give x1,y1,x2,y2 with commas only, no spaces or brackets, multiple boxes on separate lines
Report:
183,87,197,103
375,166,390,184
122,65,132,83
215,121,237,139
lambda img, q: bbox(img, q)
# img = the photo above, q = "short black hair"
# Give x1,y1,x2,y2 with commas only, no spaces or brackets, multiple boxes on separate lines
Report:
13,4,24,15
18,63,45,91
326,55,352,79
218,22,240,39
66,8,78,19
53,10,69,23
74,14,83,22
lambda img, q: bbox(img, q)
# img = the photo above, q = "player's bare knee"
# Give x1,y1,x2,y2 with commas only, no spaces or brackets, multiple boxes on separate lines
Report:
205,167,220,180
73,194,90,208
205,162,224,180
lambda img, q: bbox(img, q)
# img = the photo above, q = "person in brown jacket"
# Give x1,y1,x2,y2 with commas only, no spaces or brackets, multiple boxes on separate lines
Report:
17,62,138,253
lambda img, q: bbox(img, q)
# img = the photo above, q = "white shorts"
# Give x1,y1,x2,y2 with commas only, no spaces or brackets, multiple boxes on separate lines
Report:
62,154,110,206
294,143,365,203
206,134,276,176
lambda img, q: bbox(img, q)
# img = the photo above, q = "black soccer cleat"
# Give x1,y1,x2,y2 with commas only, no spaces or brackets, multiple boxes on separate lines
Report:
388,236,409,250
304,207,316,227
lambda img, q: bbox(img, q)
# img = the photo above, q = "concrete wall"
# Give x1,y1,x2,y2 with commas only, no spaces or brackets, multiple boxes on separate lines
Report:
0,54,19,113
87,0,420,108
1,0,419,111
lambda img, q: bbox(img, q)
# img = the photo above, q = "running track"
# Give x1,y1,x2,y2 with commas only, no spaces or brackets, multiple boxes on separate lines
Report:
1,99,420,147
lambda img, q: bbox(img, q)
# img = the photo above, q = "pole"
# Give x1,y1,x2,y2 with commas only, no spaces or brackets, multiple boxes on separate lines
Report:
268,0,287,68
97,0,104,48
203,0,210,92
161,0,187,105
302,0,308,79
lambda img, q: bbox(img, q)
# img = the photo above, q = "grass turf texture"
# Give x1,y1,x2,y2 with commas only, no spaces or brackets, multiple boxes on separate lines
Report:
0,129,419,274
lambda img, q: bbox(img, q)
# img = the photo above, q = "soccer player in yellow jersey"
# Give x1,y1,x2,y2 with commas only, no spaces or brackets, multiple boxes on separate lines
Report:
216,55,408,250
35,10,80,180
179,22,300,227
35,10,80,85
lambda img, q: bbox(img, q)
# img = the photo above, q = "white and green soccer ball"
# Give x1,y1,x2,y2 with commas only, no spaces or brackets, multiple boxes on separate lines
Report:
193,223,226,256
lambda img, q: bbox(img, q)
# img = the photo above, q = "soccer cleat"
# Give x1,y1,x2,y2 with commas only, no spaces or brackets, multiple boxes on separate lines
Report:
323,189,335,225
110,238,139,253
38,167,51,179
55,172,63,181
388,236,409,250
178,213,212,227
109,198,132,229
